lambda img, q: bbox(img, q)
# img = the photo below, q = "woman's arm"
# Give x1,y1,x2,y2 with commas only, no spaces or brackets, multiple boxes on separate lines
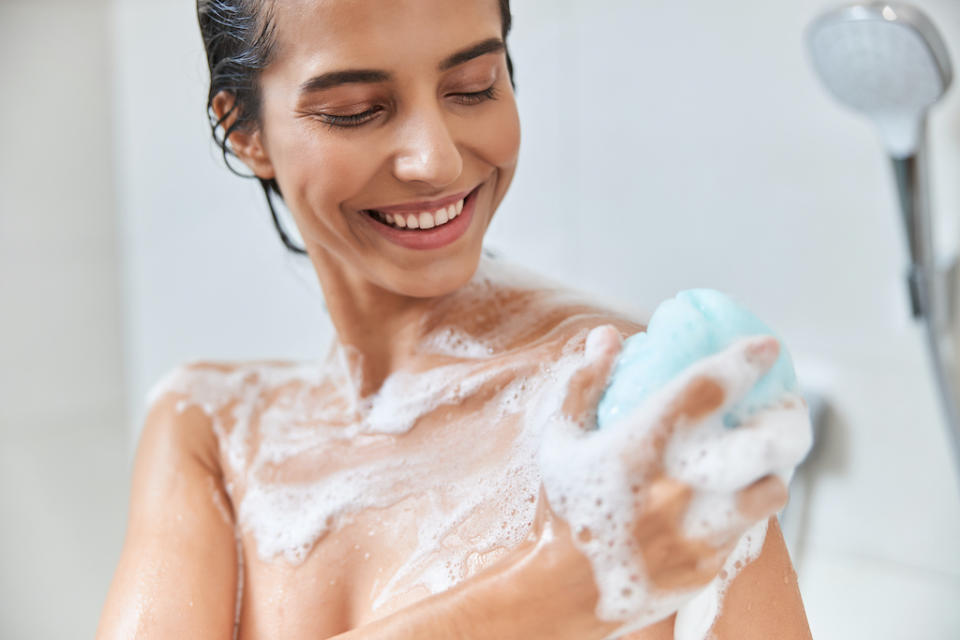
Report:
331,506,621,640
333,327,813,640
97,392,239,639
704,516,811,640
330,516,808,640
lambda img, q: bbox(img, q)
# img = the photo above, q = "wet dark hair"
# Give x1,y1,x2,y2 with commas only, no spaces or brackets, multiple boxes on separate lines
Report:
197,0,515,254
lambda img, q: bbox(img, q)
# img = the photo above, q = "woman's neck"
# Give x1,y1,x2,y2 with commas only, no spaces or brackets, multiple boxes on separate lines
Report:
308,250,564,399
309,248,459,397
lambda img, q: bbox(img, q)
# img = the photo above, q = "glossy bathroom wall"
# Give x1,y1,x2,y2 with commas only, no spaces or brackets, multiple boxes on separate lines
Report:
0,1,128,638
79,0,960,637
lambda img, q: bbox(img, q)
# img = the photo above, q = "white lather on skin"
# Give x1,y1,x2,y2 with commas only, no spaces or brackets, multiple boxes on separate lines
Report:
148,259,805,639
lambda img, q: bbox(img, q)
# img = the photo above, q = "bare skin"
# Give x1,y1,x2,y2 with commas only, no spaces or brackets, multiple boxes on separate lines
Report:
98,275,811,639
99,0,812,637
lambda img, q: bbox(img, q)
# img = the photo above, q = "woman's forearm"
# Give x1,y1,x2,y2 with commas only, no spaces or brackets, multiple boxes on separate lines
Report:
332,523,620,640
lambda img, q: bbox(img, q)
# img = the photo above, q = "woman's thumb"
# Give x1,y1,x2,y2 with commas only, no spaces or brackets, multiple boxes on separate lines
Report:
560,324,623,430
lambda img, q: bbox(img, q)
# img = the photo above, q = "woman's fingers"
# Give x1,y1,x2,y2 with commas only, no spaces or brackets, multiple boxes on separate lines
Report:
736,474,789,521
631,476,739,590
665,394,813,492
657,335,781,432
561,325,623,429
614,335,783,481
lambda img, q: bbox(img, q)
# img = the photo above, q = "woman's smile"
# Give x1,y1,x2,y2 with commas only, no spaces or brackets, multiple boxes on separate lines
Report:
359,182,483,250
222,0,521,298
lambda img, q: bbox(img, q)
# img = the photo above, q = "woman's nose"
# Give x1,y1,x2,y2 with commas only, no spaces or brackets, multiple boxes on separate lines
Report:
391,108,463,188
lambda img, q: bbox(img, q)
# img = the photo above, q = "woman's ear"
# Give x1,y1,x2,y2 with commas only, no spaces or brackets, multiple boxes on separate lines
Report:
211,91,276,180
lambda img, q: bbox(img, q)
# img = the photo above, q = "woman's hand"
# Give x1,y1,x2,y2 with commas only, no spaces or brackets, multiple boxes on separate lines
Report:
332,325,812,640
535,325,813,626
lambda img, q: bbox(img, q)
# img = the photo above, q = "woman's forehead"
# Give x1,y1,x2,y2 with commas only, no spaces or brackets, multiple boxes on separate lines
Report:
269,0,503,70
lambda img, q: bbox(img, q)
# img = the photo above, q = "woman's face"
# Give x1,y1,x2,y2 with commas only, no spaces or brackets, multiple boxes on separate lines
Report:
248,0,520,298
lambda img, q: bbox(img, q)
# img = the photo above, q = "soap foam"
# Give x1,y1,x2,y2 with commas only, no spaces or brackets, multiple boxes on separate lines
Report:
147,258,809,637
149,343,556,608
539,326,810,637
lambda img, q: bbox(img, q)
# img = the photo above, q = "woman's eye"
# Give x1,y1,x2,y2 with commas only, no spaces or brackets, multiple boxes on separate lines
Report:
316,106,384,129
312,86,498,130
452,85,499,105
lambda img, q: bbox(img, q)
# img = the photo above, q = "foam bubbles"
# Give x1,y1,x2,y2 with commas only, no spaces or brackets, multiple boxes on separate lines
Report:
147,260,809,637
538,320,810,638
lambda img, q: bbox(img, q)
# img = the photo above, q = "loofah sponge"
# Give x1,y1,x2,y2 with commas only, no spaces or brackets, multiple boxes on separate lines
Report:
596,289,799,429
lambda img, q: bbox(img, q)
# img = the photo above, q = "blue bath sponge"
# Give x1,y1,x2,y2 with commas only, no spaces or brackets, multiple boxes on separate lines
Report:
596,289,798,429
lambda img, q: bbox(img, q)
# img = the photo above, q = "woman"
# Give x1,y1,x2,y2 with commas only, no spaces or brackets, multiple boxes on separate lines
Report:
98,0,813,637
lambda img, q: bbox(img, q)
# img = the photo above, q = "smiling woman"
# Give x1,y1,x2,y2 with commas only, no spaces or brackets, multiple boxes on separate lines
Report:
96,1,812,639
208,0,521,301
201,0,516,258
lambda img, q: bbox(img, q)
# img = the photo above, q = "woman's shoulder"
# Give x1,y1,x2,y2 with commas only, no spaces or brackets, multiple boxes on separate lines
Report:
442,258,650,354
496,283,649,353
141,359,318,463
146,358,315,409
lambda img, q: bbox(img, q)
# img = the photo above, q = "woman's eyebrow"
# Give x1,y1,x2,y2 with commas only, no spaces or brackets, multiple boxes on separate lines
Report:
299,69,391,95
297,38,505,95
438,38,505,71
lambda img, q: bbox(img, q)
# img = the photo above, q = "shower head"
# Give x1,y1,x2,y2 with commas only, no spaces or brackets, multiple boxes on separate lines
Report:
806,2,952,158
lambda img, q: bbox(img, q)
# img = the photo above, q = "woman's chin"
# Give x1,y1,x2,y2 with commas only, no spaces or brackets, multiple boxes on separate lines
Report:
380,251,482,299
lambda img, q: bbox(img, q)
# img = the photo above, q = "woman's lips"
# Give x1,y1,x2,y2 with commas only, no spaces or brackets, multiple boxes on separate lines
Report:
361,184,481,250
370,188,472,215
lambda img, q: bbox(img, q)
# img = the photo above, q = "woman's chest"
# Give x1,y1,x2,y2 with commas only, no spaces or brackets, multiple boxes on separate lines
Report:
232,414,543,637
224,375,559,636
205,339,588,637
236,464,540,638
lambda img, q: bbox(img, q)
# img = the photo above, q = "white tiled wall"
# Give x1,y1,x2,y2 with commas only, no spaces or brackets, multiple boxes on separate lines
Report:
0,2,128,638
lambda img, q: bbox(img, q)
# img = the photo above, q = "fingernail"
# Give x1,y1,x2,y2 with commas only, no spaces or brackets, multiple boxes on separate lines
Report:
745,338,778,365
585,325,620,359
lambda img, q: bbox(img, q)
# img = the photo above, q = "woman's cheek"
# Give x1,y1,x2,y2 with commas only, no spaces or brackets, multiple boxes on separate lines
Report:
481,97,521,168
283,139,379,240
478,99,521,209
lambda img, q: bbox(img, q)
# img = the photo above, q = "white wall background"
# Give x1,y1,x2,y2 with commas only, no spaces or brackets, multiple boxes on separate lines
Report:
3,0,960,637
0,1,127,638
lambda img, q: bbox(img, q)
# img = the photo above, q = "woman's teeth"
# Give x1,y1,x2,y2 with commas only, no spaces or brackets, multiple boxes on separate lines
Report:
368,198,465,230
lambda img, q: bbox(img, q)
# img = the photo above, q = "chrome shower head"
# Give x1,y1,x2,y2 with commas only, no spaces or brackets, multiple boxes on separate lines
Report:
806,2,952,158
